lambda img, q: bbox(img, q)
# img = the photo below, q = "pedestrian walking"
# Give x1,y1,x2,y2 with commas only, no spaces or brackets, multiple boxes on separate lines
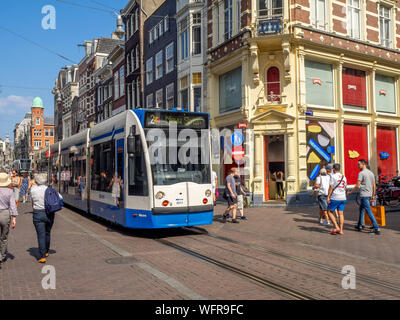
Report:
348,159,381,235
313,167,331,226
211,170,218,206
222,168,239,223
19,172,30,203
30,173,62,263
327,163,347,235
0,172,18,269
11,169,21,207
234,172,247,220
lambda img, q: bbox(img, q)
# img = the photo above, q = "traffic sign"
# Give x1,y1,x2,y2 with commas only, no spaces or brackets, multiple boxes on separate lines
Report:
231,131,244,146
232,146,245,161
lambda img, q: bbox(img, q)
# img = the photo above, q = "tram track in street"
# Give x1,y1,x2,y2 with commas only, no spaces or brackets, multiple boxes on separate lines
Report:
184,226,400,296
156,238,315,300
62,205,400,299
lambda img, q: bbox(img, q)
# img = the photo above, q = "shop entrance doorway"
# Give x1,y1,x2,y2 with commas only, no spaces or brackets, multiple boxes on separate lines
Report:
264,135,285,201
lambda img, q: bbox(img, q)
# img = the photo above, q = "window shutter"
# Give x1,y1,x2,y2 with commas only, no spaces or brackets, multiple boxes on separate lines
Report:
310,0,316,26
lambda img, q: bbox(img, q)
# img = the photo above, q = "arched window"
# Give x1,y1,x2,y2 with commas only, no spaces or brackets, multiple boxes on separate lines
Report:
266,67,280,102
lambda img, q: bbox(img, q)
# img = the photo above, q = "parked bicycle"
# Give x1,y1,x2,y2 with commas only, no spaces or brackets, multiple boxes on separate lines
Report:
356,176,400,207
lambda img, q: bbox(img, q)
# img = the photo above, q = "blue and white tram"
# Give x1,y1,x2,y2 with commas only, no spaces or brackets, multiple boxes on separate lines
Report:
49,109,214,229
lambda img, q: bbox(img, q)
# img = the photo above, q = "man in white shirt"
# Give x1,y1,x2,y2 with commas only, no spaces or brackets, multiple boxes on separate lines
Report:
327,163,347,235
313,167,331,225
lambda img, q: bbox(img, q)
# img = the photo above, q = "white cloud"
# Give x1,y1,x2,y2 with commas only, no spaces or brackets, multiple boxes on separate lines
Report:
0,95,34,114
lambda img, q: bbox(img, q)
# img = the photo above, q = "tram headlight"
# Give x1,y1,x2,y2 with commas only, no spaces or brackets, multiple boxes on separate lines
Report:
155,191,165,199
205,189,212,197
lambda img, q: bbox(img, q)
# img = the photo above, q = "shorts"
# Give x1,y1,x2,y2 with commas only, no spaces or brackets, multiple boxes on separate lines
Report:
227,195,238,207
317,195,328,211
237,195,244,210
328,200,346,212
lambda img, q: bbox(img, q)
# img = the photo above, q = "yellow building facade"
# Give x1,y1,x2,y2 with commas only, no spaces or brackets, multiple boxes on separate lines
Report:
207,0,400,205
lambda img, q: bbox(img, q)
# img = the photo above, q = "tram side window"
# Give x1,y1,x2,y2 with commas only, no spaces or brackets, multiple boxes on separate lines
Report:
128,137,148,196
91,140,115,192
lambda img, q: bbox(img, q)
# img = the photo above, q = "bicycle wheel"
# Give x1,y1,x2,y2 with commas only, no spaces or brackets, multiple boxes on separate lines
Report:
383,194,400,207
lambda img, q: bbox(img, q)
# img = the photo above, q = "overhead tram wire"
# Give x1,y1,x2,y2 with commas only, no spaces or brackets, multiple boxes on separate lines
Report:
89,0,119,12
0,25,77,64
55,0,115,15
0,84,50,91
55,0,237,29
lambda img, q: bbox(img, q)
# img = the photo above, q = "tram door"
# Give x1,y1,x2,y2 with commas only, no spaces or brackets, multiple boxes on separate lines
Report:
116,139,124,210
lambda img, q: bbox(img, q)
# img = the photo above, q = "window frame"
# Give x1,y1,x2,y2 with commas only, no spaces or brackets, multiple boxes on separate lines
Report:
379,4,392,48
180,76,189,111
166,83,174,109
265,66,281,102
310,0,328,31
347,0,361,40
146,93,154,108
165,42,174,74
146,57,153,85
155,50,163,80
156,88,163,108
224,0,233,41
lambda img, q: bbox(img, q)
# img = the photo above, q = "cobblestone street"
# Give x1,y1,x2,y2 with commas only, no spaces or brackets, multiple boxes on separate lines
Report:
1,201,400,300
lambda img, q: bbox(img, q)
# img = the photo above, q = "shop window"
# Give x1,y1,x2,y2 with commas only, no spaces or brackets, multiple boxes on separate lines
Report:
266,67,280,102
377,126,398,179
306,120,336,186
375,74,396,114
219,67,242,114
344,123,368,185
342,67,366,109
305,60,334,108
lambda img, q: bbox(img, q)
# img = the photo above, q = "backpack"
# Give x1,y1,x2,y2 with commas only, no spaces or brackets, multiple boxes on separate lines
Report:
44,187,63,214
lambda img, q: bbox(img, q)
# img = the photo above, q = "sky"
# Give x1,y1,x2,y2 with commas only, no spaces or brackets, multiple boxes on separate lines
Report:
0,0,128,144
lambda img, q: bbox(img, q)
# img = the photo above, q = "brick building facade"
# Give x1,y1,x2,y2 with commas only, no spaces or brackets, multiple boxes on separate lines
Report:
206,0,400,205
30,97,54,154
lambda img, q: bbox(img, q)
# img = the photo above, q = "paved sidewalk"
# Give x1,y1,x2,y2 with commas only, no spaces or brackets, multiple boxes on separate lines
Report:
1,199,399,299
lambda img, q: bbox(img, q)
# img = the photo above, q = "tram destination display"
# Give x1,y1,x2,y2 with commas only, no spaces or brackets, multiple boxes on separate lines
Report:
144,111,208,129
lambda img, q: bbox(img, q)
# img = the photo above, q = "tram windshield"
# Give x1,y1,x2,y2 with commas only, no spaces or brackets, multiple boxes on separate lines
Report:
146,133,211,186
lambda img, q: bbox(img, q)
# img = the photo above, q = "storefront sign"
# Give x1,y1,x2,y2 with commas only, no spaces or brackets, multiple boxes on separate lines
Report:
258,18,282,35
232,146,245,161
380,151,390,160
312,78,322,85
305,110,314,116
238,123,247,129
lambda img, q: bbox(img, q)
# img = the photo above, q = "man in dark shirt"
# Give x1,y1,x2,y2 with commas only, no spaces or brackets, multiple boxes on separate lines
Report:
223,168,239,223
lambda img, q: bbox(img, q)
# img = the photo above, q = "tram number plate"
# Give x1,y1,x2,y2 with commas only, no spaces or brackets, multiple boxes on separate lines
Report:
176,199,184,205
99,194,105,199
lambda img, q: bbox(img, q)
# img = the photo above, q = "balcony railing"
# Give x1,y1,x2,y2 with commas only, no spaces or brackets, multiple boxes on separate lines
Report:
258,7,283,19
